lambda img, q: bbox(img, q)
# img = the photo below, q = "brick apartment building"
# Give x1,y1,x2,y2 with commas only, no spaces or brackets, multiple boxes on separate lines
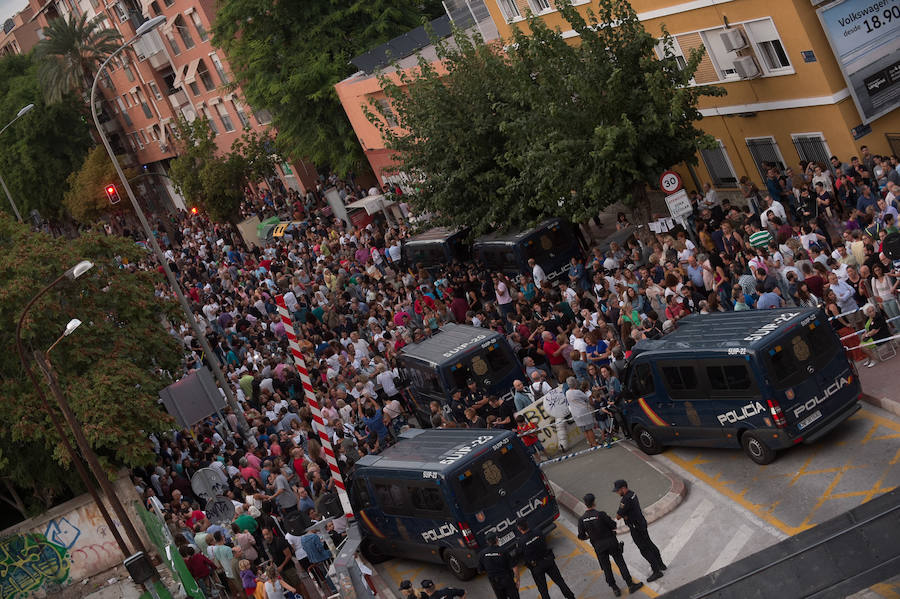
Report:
2,0,316,210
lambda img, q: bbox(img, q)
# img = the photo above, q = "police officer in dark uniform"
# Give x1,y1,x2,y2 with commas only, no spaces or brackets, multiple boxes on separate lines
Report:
448,389,468,424
420,578,466,598
464,378,489,415
478,531,520,599
613,479,666,581
578,493,643,597
516,518,575,599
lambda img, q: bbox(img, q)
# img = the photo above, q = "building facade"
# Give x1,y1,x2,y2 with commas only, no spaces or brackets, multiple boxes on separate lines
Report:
337,0,900,193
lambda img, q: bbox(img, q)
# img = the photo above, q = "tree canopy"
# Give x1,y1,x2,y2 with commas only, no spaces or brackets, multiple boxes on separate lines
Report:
63,145,137,224
369,0,724,234
211,0,445,176
0,214,181,518
0,54,93,221
168,117,277,223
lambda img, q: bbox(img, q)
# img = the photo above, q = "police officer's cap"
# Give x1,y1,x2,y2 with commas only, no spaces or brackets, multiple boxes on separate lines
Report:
516,517,529,530
421,580,435,589
399,580,412,590
583,493,595,506
612,479,628,491
466,378,476,385
485,531,498,544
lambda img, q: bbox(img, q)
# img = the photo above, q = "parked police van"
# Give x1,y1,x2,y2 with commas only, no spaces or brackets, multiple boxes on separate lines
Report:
473,218,584,283
352,428,559,580
402,227,470,274
398,324,522,425
621,308,862,464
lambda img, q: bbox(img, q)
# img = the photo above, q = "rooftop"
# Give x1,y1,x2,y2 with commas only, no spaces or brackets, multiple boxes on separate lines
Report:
354,428,512,473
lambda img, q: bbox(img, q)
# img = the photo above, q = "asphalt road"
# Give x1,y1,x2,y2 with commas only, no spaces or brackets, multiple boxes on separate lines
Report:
375,401,900,598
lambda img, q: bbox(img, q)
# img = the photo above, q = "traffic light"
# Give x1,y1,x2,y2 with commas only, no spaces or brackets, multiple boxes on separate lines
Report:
190,206,198,214
105,184,121,205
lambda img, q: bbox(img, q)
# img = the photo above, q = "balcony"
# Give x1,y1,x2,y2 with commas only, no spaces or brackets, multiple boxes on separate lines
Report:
167,89,188,107
100,119,121,134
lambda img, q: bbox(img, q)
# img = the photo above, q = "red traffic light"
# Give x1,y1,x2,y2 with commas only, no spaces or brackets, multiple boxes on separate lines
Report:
105,184,121,205
190,207,198,214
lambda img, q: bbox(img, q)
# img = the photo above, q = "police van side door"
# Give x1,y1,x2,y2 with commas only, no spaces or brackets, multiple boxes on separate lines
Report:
622,360,674,443
700,358,763,447
656,361,720,446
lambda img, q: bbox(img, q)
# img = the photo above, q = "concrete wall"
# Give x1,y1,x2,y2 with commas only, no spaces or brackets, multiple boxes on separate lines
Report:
0,470,151,598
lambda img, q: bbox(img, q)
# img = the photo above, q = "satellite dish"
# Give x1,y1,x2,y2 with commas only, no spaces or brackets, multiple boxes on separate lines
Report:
190,467,228,500
204,496,235,525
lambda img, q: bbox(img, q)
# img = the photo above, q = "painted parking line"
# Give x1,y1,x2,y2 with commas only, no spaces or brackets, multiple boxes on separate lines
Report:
665,407,900,537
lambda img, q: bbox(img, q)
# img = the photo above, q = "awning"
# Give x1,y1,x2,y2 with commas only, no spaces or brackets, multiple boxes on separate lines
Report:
345,194,395,215
183,58,200,84
173,64,186,87
163,13,179,32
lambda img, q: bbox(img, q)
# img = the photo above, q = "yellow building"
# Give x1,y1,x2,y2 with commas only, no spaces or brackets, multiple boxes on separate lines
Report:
337,0,900,192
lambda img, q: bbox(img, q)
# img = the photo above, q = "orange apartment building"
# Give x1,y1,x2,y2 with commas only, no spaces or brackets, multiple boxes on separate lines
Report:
336,0,900,196
0,5,40,56
6,0,316,210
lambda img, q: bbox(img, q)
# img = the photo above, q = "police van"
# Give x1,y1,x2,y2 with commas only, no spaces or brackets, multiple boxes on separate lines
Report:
352,428,559,580
398,324,522,425
402,227,470,274
473,218,584,283
621,308,862,464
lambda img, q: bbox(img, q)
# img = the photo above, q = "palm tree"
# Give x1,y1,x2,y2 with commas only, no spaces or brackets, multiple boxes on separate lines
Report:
34,13,123,103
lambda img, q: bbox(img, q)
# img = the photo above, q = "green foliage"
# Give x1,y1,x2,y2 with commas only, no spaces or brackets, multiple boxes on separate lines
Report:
370,0,725,234
0,214,181,516
211,0,444,176
63,146,137,224
34,13,122,103
0,54,93,221
169,117,279,223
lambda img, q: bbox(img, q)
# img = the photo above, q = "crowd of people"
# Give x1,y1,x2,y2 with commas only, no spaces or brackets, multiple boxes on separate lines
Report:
126,147,900,598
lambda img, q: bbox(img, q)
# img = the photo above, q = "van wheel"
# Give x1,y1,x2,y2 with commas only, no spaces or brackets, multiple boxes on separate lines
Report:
360,538,390,564
741,432,777,465
443,549,477,581
633,425,663,455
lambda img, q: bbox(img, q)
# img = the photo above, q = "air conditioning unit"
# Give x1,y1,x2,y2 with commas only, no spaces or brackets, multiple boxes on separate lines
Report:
733,55,761,79
719,29,748,52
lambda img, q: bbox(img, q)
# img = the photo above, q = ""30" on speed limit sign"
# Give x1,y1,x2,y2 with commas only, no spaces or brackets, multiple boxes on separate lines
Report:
659,170,683,194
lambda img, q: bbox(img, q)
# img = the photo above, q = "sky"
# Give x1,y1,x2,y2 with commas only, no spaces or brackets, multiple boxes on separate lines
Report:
0,0,26,26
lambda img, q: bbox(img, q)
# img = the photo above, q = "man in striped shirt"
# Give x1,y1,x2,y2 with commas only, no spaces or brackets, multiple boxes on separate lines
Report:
747,222,773,249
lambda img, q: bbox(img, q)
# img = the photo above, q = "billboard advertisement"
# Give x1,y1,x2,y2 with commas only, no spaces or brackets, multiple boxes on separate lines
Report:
817,0,900,123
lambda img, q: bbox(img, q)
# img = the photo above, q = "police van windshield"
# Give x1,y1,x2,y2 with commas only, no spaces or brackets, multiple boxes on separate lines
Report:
764,319,840,389
444,342,517,391
522,223,576,262
406,244,446,267
452,442,532,513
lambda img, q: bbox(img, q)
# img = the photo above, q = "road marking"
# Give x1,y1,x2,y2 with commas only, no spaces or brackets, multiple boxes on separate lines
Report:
705,524,754,574
660,498,716,566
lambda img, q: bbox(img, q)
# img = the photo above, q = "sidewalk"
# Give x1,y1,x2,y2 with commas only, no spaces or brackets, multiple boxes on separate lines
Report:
542,441,685,533
857,353,900,417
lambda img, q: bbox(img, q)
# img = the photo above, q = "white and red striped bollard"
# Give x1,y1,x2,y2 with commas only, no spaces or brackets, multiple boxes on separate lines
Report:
275,295,354,519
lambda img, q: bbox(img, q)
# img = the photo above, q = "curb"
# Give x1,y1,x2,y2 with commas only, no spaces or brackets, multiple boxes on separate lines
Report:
547,441,686,535
861,392,900,418
359,554,400,599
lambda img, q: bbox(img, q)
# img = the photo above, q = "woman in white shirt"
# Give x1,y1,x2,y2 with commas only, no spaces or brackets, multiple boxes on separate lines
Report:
871,263,900,321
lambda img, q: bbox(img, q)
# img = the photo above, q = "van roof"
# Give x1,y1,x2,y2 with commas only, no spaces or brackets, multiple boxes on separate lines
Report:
406,227,466,244
355,428,513,473
399,323,504,366
473,218,565,245
633,308,820,356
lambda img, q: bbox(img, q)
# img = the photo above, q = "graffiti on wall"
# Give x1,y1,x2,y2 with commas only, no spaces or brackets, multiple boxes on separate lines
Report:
0,533,71,599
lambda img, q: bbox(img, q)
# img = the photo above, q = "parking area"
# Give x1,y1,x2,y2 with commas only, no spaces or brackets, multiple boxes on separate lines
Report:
662,404,900,536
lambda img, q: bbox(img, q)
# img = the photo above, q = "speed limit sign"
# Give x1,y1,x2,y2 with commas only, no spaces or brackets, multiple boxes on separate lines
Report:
659,170,683,194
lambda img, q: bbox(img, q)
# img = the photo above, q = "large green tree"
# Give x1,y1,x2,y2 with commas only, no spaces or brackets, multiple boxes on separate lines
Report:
34,13,122,103
370,0,725,234
0,54,93,221
63,145,137,224
211,0,445,176
0,214,181,518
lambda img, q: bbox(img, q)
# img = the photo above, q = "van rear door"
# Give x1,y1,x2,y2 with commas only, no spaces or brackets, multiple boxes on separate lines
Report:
451,440,555,549
441,341,520,402
762,317,861,435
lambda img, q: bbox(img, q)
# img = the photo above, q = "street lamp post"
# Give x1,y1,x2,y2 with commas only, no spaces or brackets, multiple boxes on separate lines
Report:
14,261,135,558
91,16,251,439
0,103,34,222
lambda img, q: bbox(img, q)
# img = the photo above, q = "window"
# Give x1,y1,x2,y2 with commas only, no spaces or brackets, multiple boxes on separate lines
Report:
210,53,229,84
744,19,791,73
122,112,132,126
133,132,144,149
766,320,840,388
443,344,516,391
700,139,739,188
530,0,552,11
701,28,740,79
792,134,831,168
216,102,235,132
189,81,200,96
190,11,208,42
654,39,687,71
706,362,755,395
148,81,162,101
166,32,180,55
373,481,407,516
629,363,655,396
124,64,134,82
163,0,174,6
116,97,127,112
454,444,531,512
148,1,160,16
745,137,786,180
174,16,195,49
376,98,397,128
197,60,215,92
232,100,250,128
112,3,127,22
409,486,446,514
123,93,132,107
204,107,219,134
497,0,520,20
661,364,698,393
138,90,152,118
